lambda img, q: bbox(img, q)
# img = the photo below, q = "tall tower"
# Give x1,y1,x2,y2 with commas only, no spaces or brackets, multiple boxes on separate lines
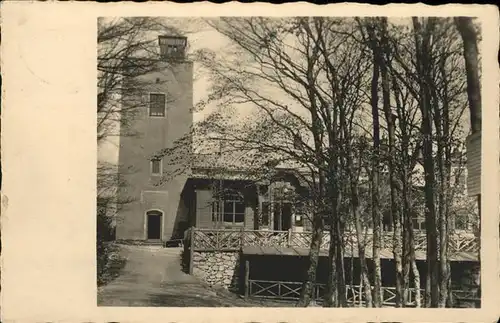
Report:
116,35,193,242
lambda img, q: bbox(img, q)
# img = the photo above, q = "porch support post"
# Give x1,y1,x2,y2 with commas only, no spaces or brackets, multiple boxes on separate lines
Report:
189,227,195,275
240,226,245,248
257,187,263,230
244,258,250,298
269,186,274,231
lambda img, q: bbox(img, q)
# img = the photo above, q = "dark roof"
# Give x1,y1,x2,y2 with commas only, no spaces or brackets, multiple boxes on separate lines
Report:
191,152,254,171
190,152,313,186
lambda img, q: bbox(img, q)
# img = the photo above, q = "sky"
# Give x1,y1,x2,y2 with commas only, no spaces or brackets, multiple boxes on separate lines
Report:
97,17,472,168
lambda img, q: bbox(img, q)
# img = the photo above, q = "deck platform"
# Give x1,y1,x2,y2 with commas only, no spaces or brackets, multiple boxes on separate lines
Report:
241,245,478,262
189,228,479,261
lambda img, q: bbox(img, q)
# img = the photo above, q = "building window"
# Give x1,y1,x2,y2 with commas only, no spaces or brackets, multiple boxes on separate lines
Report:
212,192,245,227
294,214,304,227
159,36,187,59
212,201,221,223
149,93,166,117
167,45,180,56
412,217,426,231
323,216,332,231
151,158,162,176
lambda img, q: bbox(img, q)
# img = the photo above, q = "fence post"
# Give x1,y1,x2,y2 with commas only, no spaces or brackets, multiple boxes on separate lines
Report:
359,282,363,307
189,227,195,275
244,258,250,298
287,228,292,247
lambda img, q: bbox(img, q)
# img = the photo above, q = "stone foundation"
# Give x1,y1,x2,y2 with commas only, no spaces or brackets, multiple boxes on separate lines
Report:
192,251,241,292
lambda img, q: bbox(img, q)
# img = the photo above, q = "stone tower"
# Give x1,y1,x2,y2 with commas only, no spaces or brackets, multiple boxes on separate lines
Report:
116,35,193,242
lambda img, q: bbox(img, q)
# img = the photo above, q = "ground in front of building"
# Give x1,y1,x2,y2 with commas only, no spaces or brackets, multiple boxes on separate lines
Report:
97,244,295,307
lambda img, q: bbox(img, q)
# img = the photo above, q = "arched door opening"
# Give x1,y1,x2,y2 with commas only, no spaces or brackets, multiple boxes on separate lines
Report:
146,210,163,240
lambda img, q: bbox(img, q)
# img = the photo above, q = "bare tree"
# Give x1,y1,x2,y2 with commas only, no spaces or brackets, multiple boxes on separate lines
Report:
358,18,384,307
189,17,372,307
383,17,472,307
157,16,477,308
412,17,440,307
454,17,482,305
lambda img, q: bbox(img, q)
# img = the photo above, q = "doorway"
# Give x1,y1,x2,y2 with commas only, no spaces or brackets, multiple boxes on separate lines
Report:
147,210,162,240
273,202,292,231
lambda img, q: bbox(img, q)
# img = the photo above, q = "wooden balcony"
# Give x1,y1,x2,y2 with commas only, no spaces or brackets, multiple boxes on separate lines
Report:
188,228,480,258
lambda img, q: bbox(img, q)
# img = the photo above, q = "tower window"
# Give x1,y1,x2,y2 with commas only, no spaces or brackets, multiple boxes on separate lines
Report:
151,158,162,176
149,93,166,117
159,35,187,60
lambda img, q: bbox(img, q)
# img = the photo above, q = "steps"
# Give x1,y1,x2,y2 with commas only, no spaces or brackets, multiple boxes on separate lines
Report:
115,239,184,248
116,239,165,247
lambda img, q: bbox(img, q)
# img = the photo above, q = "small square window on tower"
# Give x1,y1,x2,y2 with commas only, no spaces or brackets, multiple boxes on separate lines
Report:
159,35,187,60
149,93,166,117
151,158,162,176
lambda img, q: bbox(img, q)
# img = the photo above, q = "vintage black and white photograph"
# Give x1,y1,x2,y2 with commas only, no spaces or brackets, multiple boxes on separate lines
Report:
96,16,483,308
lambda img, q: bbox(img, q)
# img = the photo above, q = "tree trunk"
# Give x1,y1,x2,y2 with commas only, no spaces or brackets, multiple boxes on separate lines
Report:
403,167,421,308
325,220,338,307
298,103,328,307
401,171,412,307
433,50,450,308
324,182,342,307
336,215,347,306
324,98,346,307
402,211,411,306
393,68,412,308
298,211,324,306
455,18,482,302
454,17,482,134
411,254,422,307
352,197,373,308
378,17,404,307
340,96,373,307
366,20,383,307
347,148,373,308
413,17,440,307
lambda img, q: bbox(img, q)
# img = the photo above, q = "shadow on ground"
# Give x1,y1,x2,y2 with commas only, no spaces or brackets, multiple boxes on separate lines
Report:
148,293,233,307
97,244,302,307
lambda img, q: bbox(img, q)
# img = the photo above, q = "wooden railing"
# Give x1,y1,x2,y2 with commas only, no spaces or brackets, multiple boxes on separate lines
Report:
247,279,478,307
189,228,479,254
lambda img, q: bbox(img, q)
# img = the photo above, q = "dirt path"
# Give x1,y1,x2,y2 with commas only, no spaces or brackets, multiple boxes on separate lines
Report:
97,244,258,307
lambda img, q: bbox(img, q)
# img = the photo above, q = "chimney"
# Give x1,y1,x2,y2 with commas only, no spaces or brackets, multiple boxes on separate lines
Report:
159,35,187,60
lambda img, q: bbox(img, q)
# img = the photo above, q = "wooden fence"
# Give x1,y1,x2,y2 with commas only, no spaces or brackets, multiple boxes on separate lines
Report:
247,279,478,307
189,228,479,254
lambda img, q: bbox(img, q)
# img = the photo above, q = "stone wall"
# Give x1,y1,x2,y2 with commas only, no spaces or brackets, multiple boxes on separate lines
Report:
192,251,241,292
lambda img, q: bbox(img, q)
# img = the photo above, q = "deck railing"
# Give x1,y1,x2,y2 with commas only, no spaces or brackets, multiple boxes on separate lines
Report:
247,279,478,307
189,228,479,254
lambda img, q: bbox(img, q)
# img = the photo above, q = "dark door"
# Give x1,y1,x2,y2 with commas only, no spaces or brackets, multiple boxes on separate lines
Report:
281,203,292,230
147,211,162,240
273,202,292,231
273,205,280,231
